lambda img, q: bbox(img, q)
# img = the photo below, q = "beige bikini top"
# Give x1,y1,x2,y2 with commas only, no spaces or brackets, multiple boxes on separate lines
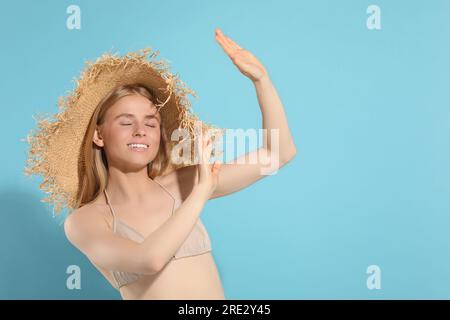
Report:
103,178,212,290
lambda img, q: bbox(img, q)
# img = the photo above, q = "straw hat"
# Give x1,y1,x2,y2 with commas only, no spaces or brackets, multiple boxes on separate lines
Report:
24,47,224,214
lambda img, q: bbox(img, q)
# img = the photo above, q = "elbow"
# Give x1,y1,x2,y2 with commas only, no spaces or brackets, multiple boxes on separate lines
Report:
152,257,167,274
142,262,160,275
141,261,161,275
280,145,297,165
141,252,166,275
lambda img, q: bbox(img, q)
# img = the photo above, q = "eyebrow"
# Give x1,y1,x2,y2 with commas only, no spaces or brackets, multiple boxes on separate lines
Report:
114,113,160,122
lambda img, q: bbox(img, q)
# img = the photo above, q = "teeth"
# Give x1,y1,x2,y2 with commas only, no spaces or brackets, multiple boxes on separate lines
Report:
128,144,148,148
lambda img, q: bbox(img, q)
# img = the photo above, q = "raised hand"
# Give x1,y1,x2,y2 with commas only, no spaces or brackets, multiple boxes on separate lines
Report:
196,135,222,200
215,28,268,83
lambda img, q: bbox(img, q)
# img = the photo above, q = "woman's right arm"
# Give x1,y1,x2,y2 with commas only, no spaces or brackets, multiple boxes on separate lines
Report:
64,135,221,275
63,185,209,275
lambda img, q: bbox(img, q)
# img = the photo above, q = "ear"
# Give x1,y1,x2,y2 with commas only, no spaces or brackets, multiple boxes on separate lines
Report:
93,128,104,147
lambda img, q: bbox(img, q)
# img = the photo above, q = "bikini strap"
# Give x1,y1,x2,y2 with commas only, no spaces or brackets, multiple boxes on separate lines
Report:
103,189,117,232
153,178,182,210
104,180,180,231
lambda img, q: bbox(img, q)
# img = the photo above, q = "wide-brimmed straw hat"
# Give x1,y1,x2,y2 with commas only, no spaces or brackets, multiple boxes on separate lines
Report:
24,47,224,214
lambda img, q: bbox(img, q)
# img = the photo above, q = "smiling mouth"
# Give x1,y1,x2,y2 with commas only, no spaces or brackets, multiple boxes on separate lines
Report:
127,143,149,150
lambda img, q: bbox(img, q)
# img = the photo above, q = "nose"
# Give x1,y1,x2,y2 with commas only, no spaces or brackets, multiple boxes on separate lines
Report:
133,125,146,137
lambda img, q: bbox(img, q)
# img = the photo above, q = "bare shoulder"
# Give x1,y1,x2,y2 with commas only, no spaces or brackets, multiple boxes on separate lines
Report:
63,203,111,248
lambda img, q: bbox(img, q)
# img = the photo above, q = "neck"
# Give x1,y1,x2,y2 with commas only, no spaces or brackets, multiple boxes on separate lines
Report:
105,165,160,205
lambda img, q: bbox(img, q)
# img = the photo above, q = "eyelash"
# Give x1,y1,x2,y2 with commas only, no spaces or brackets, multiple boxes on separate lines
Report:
121,123,157,128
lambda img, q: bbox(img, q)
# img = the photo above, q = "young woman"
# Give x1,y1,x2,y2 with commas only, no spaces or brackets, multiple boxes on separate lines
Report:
25,28,296,300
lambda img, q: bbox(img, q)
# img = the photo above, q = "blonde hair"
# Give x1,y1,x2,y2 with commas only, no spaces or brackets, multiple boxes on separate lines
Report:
74,83,169,209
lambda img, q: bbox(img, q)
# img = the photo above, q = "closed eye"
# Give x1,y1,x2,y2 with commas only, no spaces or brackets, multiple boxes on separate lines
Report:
121,123,157,128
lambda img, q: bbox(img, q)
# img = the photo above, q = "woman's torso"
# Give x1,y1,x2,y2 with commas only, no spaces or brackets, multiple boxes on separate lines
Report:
86,172,225,299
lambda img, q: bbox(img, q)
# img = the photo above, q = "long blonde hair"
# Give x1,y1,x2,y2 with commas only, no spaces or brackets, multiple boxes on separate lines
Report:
74,83,169,209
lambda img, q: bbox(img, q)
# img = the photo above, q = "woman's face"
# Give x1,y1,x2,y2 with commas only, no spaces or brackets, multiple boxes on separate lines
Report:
94,94,162,171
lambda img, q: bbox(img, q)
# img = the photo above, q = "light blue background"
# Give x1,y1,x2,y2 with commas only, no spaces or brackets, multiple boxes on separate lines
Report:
1,0,449,299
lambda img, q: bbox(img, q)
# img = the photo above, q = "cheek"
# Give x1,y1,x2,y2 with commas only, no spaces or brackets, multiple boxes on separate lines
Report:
103,127,130,150
151,129,161,143
110,130,129,143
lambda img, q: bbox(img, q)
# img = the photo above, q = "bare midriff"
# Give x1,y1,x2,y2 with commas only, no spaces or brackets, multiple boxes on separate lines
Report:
96,251,224,300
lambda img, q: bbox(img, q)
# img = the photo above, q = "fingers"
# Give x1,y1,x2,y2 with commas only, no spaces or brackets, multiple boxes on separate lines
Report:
216,28,243,50
196,134,210,159
215,30,233,55
202,136,213,163
215,28,241,58
216,29,232,47
231,40,242,50
224,35,242,51
198,134,215,183
198,138,208,181
199,135,212,167
212,160,222,176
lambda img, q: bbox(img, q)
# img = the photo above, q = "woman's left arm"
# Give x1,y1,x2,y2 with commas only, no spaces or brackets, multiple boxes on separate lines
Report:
199,29,297,199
